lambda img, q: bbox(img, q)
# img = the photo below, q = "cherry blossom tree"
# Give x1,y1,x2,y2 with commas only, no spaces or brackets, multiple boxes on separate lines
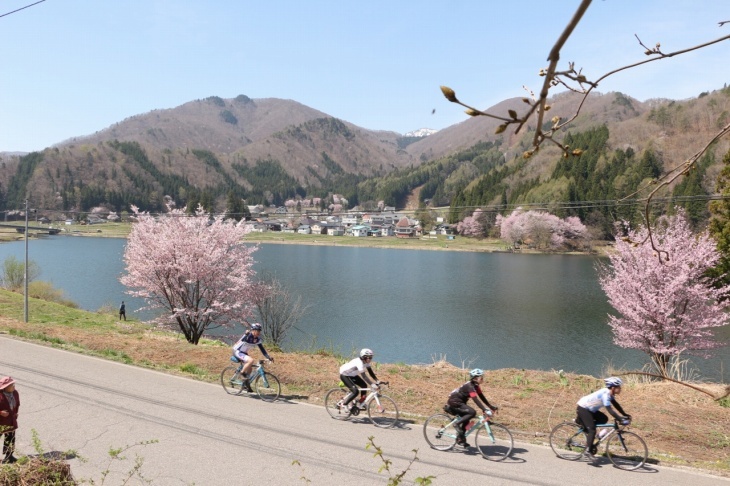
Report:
598,210,730,377
457,208,486,237
496,209,586,250
120,205,258,344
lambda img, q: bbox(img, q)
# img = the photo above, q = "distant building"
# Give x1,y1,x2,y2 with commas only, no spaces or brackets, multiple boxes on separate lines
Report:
395,217,415,238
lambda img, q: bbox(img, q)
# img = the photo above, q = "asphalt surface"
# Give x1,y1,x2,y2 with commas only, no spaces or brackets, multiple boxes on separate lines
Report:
0,336,727,485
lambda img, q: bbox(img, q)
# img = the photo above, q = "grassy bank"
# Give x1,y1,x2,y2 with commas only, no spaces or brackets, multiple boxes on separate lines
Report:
0,221,613,255
0,289,728,476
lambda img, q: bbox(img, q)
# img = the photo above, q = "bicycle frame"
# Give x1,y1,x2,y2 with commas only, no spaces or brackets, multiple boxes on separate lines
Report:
339,382,390,412
232,358,270,386
568,420,636,456
581,421,622,445
445,413,497,442
549,418,646,470
355,384,388,410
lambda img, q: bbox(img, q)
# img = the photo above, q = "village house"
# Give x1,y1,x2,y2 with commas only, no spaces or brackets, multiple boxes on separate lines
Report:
351,225,370,237
380,224,395,237
341,213,360,226
395,216,415,238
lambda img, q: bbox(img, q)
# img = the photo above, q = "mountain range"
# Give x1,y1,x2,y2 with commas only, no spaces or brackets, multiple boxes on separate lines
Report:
0,87,728,231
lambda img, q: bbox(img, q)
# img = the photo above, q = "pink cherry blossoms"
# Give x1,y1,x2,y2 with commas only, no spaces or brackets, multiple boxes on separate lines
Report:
457,208,487,237
495,208,587,250
120,205,258,344
598,210,730,377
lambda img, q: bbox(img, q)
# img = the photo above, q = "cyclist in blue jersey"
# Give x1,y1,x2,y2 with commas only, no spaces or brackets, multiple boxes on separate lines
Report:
445,368,499,447
232,323,274,392
576,377,631,463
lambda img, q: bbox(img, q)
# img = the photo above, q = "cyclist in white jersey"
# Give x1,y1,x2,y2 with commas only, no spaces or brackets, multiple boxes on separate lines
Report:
338,348,380,411
232,323,273,391
576,377,631,463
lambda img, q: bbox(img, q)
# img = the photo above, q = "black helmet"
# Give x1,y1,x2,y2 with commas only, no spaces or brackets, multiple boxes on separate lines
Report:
250,323,262,331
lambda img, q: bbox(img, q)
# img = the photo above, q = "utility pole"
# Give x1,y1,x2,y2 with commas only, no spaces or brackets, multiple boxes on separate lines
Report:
24,199,29,322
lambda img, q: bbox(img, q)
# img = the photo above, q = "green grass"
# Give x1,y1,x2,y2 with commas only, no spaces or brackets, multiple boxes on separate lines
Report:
179,363,206,377
246,231,509,252
7,328,66,345
0,288,146,332
99,349,133,364
708,431,730,449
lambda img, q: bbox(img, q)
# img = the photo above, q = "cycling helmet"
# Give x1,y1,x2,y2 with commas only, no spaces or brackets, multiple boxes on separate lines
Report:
250,323,263,331
360,348,374,359
470,368,484,378
604,377,623,388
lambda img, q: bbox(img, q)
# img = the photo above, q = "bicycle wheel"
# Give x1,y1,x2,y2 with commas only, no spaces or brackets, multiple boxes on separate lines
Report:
324,388,352,420
253,371,281,402
220,366,244,395
367,394,399,428
605,431,648,470
549,421,587,460
475,422,514,461
422,414,457,451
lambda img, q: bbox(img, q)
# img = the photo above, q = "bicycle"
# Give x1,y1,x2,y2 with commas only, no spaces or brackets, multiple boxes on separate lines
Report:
422,410,514,461
324,382,399,428
220,356,281,402
549,418,647,470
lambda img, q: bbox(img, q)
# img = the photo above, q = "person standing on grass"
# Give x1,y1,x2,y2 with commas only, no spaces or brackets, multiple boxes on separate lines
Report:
0,376,19,464
119,301,126,321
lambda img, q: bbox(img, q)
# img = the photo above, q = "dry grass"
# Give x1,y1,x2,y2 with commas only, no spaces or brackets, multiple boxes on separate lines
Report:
0,315,729,478
0,457,74,485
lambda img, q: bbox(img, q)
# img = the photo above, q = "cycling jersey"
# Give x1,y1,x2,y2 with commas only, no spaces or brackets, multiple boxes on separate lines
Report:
447,381,492,411
339,357,373,377
576,387,616,412
233,331,271,360
339,357,378,406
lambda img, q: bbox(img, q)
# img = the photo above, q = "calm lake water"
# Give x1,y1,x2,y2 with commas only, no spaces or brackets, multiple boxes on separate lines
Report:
1,236,728,382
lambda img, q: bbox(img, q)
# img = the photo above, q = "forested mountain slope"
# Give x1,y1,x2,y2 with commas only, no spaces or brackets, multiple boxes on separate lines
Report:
0,87,728,223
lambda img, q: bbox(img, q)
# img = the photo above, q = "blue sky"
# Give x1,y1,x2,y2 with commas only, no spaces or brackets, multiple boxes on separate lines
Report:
1,1,728,153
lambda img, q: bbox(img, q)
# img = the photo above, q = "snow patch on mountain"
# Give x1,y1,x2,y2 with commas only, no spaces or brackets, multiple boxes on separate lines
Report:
404,128,437,137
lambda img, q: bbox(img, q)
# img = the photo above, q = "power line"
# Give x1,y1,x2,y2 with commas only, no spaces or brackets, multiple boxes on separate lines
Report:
8,193,730,220
0,0,46,19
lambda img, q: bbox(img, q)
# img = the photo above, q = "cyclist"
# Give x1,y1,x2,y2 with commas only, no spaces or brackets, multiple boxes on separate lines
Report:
445,368,499,447
338,348,380,411
232,323,274,392
576,377,631,463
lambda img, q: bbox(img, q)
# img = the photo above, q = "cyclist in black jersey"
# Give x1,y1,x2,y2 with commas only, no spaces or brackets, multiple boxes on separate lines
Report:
445,368,499,447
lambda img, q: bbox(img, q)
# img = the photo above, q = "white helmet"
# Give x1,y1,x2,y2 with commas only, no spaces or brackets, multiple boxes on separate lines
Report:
360,348,374,359
604,377,623,388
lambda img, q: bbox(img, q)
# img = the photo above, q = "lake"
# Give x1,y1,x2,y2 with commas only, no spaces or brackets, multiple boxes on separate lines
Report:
1,235,728,382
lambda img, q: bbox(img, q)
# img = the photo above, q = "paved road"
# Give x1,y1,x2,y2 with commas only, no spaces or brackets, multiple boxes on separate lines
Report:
0,336,726,485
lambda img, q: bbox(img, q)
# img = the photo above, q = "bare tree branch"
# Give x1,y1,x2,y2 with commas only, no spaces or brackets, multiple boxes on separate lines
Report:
254,271,310,347
441,1,730,259
621,371,730,401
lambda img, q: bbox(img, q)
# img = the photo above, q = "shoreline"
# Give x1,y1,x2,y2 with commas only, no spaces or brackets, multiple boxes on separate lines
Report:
0,225,612,257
